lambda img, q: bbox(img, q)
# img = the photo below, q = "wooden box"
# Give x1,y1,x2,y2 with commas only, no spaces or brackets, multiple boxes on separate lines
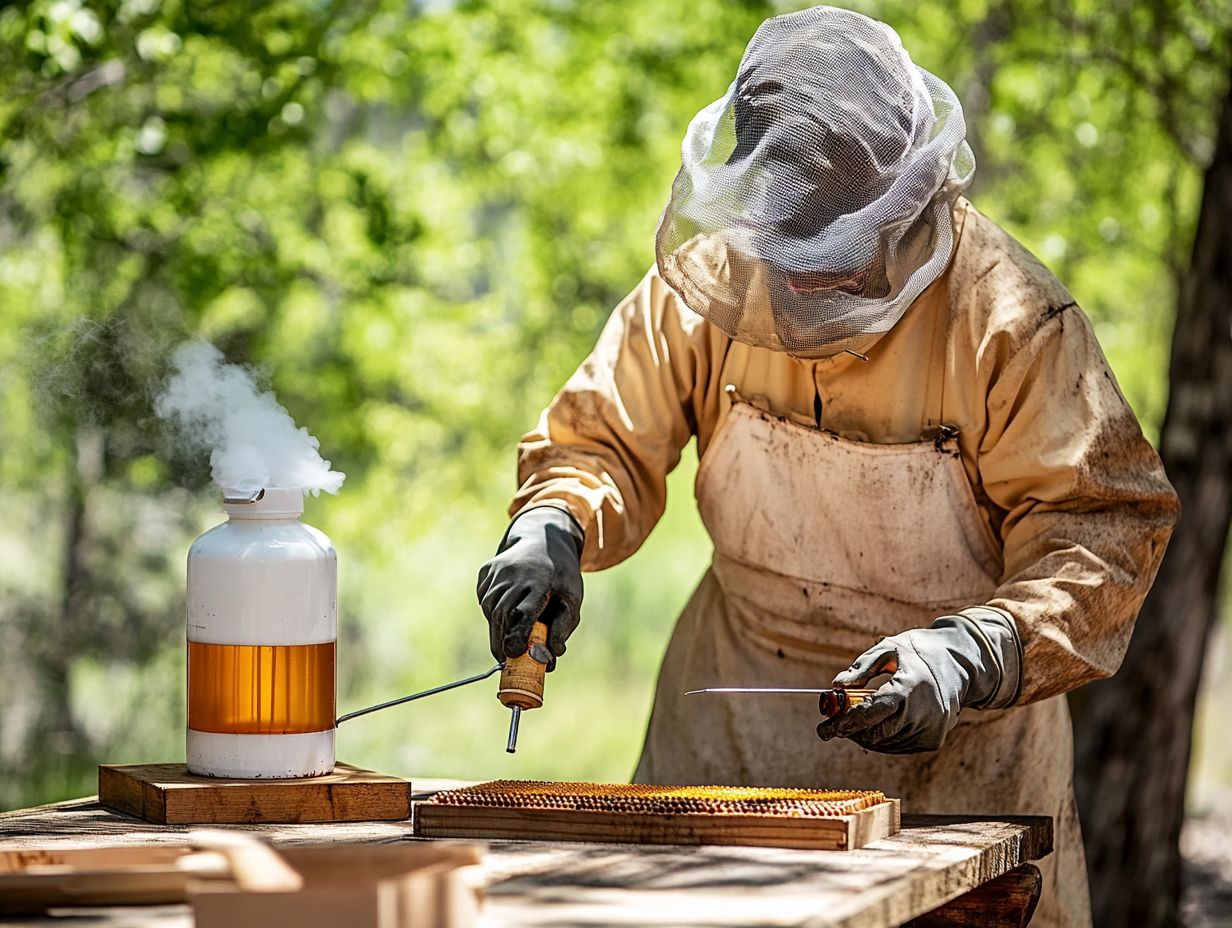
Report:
0,842,481,927
98,763,412,824
190,844,482,928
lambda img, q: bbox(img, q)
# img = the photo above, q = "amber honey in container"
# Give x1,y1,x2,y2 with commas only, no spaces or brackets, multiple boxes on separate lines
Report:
187,641,336,735
185,486,337,778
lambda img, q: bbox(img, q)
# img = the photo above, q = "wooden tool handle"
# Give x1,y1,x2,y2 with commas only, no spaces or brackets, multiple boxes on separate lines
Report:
818,688,879,719
187,830,303,892
498,621,548,710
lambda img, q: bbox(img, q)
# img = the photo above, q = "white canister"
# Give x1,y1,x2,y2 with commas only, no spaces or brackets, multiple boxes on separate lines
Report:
185,487,337,778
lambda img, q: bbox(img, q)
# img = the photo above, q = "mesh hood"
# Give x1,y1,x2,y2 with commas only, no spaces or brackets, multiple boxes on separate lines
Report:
655,6,975,358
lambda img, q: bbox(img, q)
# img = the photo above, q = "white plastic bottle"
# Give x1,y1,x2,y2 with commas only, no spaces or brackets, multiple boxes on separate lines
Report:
185,487,337,778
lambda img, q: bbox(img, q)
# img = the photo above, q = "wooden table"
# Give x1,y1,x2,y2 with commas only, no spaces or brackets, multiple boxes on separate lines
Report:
0,781,1051,928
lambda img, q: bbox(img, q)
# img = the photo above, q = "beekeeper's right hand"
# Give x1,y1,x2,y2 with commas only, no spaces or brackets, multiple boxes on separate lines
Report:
477,506,584,672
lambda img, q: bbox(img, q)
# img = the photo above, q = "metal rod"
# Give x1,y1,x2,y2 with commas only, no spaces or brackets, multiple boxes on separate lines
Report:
505,706,521,754
335,663,504,726
686,687,828,695
685,687,880,696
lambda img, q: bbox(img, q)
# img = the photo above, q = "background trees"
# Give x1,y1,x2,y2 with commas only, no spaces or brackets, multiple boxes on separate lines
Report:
1,2,1228,925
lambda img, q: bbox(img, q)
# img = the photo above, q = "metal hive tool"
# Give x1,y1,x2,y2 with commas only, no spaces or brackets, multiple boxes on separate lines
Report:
428,779,886,818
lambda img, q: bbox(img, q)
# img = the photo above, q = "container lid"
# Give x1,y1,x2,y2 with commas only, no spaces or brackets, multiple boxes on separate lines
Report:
221,486,304,517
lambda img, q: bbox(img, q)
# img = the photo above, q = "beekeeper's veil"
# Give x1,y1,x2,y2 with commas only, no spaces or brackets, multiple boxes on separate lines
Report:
655,6,975,358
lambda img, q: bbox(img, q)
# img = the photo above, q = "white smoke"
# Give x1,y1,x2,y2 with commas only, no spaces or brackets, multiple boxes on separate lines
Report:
156,342,346,496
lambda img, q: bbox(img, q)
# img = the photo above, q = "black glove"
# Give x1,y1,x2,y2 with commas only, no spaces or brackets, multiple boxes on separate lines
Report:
815,607,1022,754
477,506,584,671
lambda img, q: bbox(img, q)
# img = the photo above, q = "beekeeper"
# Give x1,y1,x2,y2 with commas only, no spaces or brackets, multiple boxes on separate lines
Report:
476,7,1178,926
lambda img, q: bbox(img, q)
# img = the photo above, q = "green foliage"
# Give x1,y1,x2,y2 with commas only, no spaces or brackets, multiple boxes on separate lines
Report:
0,0,1227,808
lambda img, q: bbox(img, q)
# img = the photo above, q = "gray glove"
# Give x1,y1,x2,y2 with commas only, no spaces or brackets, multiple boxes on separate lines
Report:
477,506,584,671
815,608,1022,754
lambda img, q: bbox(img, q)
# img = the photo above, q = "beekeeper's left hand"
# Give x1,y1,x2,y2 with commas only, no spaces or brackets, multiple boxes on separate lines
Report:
815,608,1022,754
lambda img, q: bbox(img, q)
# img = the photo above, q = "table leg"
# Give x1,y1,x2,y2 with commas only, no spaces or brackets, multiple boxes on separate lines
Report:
903,863,1042,927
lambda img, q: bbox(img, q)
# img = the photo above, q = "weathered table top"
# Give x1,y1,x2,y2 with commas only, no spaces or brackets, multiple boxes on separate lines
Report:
0,781,1051,928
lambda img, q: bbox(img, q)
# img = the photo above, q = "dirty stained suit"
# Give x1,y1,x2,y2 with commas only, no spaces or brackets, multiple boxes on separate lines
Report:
509,200,1179,927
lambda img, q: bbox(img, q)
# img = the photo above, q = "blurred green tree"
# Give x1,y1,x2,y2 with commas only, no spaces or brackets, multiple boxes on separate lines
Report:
0,0,780,807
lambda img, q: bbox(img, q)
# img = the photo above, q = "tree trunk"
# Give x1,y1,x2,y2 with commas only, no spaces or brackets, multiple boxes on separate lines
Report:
1071,76,1232,928
29,426,101,755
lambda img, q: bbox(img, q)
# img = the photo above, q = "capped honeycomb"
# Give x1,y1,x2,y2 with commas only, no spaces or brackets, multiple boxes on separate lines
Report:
428,780,885,818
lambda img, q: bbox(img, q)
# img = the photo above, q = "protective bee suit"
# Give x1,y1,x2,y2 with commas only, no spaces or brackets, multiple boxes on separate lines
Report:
480,9,1178,927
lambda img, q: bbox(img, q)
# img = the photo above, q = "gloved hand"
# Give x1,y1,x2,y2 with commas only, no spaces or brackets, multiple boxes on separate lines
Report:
477,506,584,672
815,608,1022,754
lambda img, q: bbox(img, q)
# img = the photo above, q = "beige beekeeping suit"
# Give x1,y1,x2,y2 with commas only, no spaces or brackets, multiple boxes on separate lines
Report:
510,200,1179,927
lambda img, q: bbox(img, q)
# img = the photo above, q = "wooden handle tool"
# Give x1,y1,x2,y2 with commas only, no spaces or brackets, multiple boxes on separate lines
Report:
498,620,549,754
186,830,303,892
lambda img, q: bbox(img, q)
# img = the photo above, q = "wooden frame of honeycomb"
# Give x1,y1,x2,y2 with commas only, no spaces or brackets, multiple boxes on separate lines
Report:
417,779,900,850
429,779,886,818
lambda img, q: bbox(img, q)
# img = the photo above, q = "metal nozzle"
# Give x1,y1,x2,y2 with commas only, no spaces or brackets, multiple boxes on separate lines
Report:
505,706,521,754
222,488,265,504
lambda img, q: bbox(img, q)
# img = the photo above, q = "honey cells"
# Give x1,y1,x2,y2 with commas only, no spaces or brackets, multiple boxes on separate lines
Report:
430,780,885,818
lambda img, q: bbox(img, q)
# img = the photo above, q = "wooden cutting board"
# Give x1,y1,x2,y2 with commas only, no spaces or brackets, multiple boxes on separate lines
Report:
98,763,412,825
415,780,900,851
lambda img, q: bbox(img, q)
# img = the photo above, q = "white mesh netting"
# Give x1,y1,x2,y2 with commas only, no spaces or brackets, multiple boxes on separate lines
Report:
655,6,975,358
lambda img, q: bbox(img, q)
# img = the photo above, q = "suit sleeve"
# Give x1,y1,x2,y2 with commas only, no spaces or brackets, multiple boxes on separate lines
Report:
976,302,1179,704
510,269,712,571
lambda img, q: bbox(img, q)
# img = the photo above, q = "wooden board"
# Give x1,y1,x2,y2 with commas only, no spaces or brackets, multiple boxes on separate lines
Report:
98,763,412,825
416,795,899,851
904,864,1042,928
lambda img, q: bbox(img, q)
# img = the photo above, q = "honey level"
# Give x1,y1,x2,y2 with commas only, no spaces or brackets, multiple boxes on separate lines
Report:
187,641,335,735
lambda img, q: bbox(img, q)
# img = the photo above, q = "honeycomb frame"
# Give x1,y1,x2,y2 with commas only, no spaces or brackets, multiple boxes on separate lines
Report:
428,779,886,819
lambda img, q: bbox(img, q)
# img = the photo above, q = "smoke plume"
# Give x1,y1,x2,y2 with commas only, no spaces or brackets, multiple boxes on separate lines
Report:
155,342,346,495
